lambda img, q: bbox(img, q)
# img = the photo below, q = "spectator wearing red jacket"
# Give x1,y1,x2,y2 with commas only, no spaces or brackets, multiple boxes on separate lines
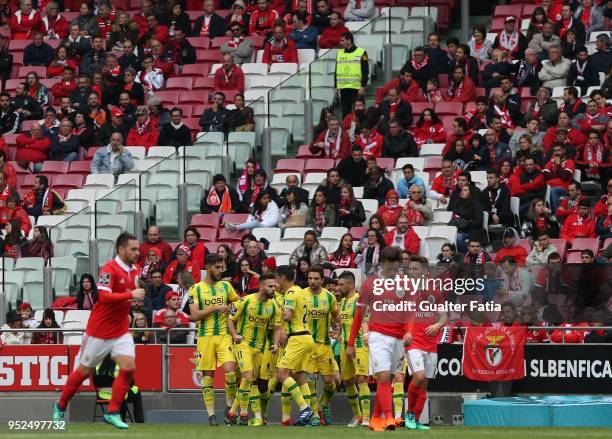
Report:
442,117,473,156
376,189,404,228
555,181,585,224
149,40,175,78
10,1,41,40
574,100,609,133
341,97,366,131
575,129,610,186
213,53,245,92
445,66,476,104
133,0,152,38
15,122,50,171
319,12,348,49
494,227,528,266
375,66,421,106
0,150,15,189
413,108,447,147
249,0,279,36
50,67,77,100
594,178,612,217
127,107,159,151
142,14,169,47
153,291,191,326
0,194,31,236
172,225,206,269
96,2,115,41
543,142,576,211
515,156,546,214
163,244,202,284
543,112,587,152
560,199,596,240
140,225,173,265
354,124,383,159
309,116,350,159
429,159,458,203
40,2,68,40
262,24,298,64
383,214,421,255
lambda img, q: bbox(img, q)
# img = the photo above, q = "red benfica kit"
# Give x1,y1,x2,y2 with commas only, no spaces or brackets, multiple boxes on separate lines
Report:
407,287,445,353
87,256,139,339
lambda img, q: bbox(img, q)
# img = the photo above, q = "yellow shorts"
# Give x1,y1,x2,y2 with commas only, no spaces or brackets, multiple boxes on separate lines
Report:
340,347,369,381
235,343,263,377
277,334,314,372
197,335,236,371
259,345,285,380
309,342,336,376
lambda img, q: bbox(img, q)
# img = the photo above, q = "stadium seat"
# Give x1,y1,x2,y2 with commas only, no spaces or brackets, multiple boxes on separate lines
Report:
165,77,193,91
253,227,282,243
271,172,301,192
302,172,326,193
197,228,218,242
304,158,334,174
275,159,305,174
23,271,45,310
14,257,45,272
191,213,220,228
18,66,46,78
320,227,349,239
41,161,70,175
187,37,210,49
83,174,114,190
51,256,77,297
569,238,599,254
434,101,463,116
396,157,425,171
267,241,297,256
68,161,93,176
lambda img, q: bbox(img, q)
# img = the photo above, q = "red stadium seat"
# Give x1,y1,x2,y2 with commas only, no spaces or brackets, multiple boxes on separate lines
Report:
349,227,367,240
53,174,84,190
9,161,28,175
551,239,567,259
517,239,532,254
86,147,100,159
68,161,92,176
182,63,211,78
40,161,69,175
222,213,248,225
193,77,215,91
211,37,231,49
180,91,208,105
566,252,583,263
8,40,29,52
490,17,505,32
20,174,38,190
3,133,18,146
218,228,247,242
569,238,599,255
520,87,536,98
165,77,193,91
18,66,47,79
193,104,212,116
377,158,395,170
275,159,305,173
154,91,180,105
434,101,463,116
411,102,431,115
205,241,223,253
296,144,315,159
441,116,456,132
305,158,334,173
191,213,220,228
437,74,449,89
174,104,193,117
522,5,537,18
197,228,218,242
425,156,443,171
216,9,232,19
250,35,266,49
183,118,201,133
196,49,222,63
187,37,211,50
493,5,522,19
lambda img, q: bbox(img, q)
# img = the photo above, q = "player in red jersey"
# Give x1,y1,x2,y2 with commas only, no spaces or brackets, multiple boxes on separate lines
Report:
404,257,447,430
53,233,144,429
346,247,412,432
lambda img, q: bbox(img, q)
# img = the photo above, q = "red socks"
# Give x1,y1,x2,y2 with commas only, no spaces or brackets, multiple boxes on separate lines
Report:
108,369,134,413
415,388,428,420
407,381,420,414
376,382,393,419
58,369,89,410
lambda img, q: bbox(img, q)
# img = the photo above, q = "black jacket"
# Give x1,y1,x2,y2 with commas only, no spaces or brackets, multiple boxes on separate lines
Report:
316,184,341,207
23,42,54,66
200,187,242,214
448,183,481,212
168,40,196,65
61,36,91,59
382,130,418,159
80,49,107,76
95,122,130,146
480,184,513,227
0,108,21,134
591,49,612,75
448,57,479,86
69,87,93,109
0,50,12,82
404,62,432,90
192,13,227,39
567,58,600,95
449,197,483,233
554,20,586,47
336,200,366,228
426,47,450,77
379,100,412,130
337,157,367,187
505,93,522,126
364,177,394,206
312,11,332,34
124,82,145,106
158,122,193,148
199,107,229,132
170,13,193,37
119,52,143,72
25,188,65,219
241,185,280,212
12,95,42,120
49,134,80,160
483,60,514,90
278,186,310,207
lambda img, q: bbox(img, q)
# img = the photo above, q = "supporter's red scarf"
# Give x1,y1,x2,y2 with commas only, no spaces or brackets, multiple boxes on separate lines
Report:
583,142,604,163
206,186,232,213
339,198,351,217
531,102,541,118
227,35,245,48
200,14,212,36
493,104,513,128
270,37,288,62
411,55,429,71
559,17,573,38
359,132,378,155
441,174,457,196
498,30,519,52
580,6,591,28
405,203,424,225
250,183,264,204
315,204,326,233
222,65,237,83
136,117,151,135
28,84,39,99
324,128,342,157
426,89,442,103
536,216,549,233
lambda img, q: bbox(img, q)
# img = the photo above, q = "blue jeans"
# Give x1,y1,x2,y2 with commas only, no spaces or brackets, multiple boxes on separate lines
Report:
549,186,567,212
456,232,470,254
63,152,78,162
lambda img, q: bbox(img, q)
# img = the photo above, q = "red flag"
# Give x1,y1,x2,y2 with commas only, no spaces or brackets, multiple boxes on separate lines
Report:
462,325,526,381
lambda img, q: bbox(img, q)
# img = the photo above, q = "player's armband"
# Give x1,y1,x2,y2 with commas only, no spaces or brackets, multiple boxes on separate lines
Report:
188,295,194,305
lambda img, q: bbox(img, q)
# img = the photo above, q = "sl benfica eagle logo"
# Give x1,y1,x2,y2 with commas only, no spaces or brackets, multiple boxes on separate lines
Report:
485,335,505,367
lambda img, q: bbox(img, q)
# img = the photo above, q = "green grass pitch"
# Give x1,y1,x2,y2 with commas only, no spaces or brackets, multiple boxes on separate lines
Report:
6,424,612,438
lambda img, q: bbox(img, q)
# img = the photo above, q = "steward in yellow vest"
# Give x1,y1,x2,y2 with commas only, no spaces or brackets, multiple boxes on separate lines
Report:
335,31,369,118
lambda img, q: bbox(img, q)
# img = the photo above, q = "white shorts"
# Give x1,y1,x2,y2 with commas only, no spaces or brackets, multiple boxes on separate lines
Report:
406,349,438,379
368,331,405,375
75,333,135,369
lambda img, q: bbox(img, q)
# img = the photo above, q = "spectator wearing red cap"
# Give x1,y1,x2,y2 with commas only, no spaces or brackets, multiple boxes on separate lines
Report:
140,246,165,283
1,193,31,237
18,301,35,328
492,16,527,60
171,225,206,269
376,189,404,228
153,290,190,327
262,256,276,274
163,244,202,285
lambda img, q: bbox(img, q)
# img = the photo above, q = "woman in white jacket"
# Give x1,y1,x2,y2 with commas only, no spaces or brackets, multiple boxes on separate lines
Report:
225,189,280,231
135,55,164,98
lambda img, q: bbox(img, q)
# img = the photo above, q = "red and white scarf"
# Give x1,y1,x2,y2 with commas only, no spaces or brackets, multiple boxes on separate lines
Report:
200,14,212,36
324,128,342,157
269,37,288,62
584,142,604,163
227,35,245,48
493,104,513,128
498,30,520,52
136,117,151,135
405,204,424,226
315,204,326,234
411,55,429,71
359,132,378,155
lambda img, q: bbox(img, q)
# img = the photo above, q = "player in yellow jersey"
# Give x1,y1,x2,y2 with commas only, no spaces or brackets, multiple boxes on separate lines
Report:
228,273,282,427
275,265,316,426
188,254,241,426
337,271,371,428
303,266,340,426
258,286,287,423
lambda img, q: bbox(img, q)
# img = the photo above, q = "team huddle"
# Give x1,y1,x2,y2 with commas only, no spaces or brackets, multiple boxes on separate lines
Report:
51,235,446,431
189,246,447,431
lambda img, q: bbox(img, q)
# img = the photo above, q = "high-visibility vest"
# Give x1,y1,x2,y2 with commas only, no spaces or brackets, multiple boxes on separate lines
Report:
336,47,365,90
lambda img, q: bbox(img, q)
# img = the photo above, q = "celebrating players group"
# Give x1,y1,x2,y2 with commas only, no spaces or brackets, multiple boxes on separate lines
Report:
52,235,446,431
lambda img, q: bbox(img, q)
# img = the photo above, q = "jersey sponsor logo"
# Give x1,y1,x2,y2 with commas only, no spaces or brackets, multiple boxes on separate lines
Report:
247,315,270,325
203,296,224,306
98,272,111,286
307,308,328,317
